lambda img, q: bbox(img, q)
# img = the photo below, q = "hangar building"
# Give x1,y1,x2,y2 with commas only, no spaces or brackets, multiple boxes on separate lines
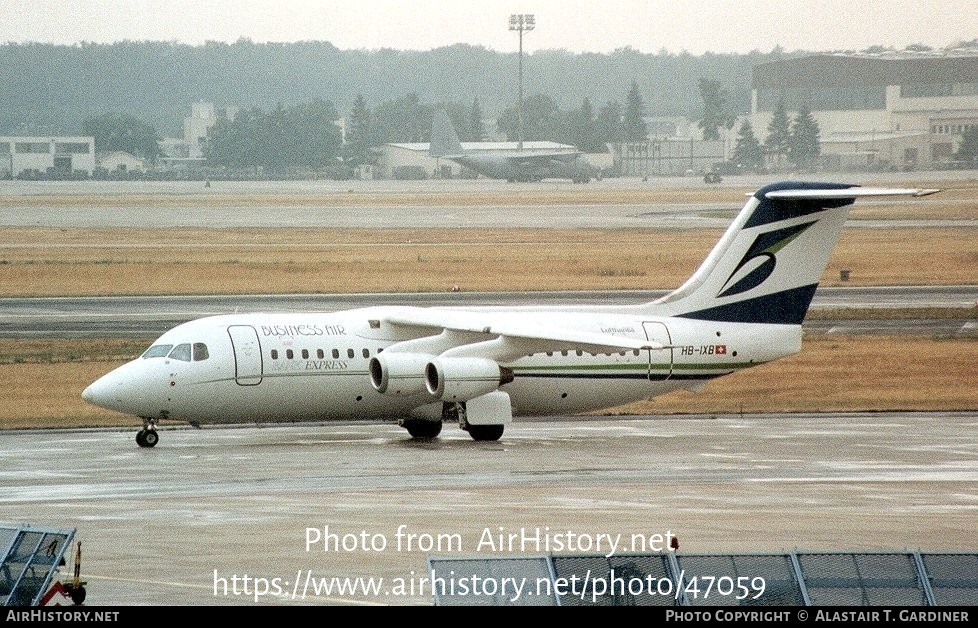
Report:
0,136,95,178
750,50,978,170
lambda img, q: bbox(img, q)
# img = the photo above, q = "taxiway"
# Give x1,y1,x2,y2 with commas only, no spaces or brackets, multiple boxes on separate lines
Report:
2,412,975,605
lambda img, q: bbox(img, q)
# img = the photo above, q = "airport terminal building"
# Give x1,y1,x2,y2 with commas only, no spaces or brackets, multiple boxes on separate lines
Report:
0,136,95,178
750,51,978,171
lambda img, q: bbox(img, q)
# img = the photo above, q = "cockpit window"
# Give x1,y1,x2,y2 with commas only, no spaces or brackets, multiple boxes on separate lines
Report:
193,343,209,361
142,344,173,359
168,343,192,362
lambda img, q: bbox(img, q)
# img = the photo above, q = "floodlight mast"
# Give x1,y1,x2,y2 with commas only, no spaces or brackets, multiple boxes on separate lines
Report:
509,14,534,152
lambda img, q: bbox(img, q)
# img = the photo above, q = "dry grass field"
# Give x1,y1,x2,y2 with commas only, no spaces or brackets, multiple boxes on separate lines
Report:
0,226,974,296
0,180,975,430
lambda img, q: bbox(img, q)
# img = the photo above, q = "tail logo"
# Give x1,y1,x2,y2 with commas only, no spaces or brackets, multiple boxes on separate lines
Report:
717,221,816,298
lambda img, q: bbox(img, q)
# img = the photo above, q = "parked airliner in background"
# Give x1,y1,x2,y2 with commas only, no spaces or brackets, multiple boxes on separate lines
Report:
429,109,598,183
83,182,937,447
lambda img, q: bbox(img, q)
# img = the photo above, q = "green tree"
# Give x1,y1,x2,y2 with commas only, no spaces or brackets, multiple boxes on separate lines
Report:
497,94,561,142
82,112,161,162
732,120,764,171
764,100,791,168
207,107,265,171
344,94,372,166
468,97,485,142
369,93,432,144
288,99,343,170
697,78,735,141
955,125,978,166
623,81,648,141
788,104,821,168
573,97,603,153
595,100,624,145
206,100,341,174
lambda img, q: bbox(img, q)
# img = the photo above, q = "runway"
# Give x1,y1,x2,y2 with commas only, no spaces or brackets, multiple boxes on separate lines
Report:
0,285,974,338
2,412,976,605
1,174,975,230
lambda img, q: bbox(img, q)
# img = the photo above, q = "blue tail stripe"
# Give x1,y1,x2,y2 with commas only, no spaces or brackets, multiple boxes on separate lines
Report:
676,284,819,325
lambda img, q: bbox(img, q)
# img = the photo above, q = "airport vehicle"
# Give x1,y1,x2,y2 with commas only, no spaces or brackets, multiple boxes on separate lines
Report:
82,182,937,447
429,109,597,183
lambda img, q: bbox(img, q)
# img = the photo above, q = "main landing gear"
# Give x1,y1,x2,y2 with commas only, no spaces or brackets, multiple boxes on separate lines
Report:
400,401,507,442
135,418,159,448
465,424,505,441
400,418,443,439
400,416,504,442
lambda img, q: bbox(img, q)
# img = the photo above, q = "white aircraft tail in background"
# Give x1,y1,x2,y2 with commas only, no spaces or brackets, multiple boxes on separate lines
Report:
83,182,938,447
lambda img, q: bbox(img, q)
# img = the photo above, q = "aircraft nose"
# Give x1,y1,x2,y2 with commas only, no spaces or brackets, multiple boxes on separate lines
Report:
82,372,117,409
82,363,151,414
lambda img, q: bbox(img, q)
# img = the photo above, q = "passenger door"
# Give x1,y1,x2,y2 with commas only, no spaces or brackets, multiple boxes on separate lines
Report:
227,325,263,386
642,321,673,381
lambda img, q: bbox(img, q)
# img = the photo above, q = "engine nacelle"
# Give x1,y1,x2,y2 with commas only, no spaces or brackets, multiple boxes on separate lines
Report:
369,353,433,396
424,357,515,402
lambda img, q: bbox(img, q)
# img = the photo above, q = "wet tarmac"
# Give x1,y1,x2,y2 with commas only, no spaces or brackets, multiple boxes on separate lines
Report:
2,412,975,605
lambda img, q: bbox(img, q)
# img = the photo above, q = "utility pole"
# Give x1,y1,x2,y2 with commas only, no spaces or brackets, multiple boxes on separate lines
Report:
509,14,534,152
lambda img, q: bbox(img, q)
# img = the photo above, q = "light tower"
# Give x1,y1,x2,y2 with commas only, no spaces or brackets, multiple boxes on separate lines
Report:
509,13,534,152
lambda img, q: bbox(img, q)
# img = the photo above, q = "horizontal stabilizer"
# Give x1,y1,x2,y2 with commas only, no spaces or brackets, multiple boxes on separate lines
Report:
764,187,940,199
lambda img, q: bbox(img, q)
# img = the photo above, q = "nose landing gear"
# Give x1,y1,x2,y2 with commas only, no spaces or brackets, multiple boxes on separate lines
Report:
135,418,159,448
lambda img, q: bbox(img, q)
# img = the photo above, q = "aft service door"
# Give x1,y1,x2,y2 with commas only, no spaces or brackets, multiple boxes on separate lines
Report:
227,325,263,386
642,321,673,381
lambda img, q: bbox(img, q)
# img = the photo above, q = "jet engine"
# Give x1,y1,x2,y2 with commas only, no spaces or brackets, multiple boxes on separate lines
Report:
368,353,433,396
424,357,515,402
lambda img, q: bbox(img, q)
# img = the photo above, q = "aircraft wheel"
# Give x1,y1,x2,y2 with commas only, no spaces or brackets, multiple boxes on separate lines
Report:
467,424,504,442
136,429,159,448
403,419,442,439
67,585,87,605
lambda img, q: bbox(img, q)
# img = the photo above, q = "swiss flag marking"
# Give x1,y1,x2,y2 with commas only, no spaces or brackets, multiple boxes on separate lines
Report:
715,344,727,355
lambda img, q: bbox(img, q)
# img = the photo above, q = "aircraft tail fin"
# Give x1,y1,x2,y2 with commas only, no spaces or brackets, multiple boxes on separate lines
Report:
429,109,465,157
651,181,939,325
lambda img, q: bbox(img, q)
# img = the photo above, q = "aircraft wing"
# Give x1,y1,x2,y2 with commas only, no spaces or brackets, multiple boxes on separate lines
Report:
381,306,663,361
505,151,582,167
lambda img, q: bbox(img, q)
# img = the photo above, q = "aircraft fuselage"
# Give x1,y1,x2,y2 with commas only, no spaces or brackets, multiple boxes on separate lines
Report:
84,307,799,425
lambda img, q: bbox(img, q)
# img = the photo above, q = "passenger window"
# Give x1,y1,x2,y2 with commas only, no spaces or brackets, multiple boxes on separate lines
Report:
287,349,294,360
168,343,192,362
362,348,369,358
317,349,324,359
633,350,640,356
142,344,173,359
193,343,209,361
271,350,279,360
332,349,339,359
302,349,309,359
347,349,355,359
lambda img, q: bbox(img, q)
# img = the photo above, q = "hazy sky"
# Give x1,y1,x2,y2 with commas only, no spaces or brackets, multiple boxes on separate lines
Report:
4,0,977,55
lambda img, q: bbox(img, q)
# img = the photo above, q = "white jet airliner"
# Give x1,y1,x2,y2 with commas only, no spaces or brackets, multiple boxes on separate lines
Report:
82,181,938,447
